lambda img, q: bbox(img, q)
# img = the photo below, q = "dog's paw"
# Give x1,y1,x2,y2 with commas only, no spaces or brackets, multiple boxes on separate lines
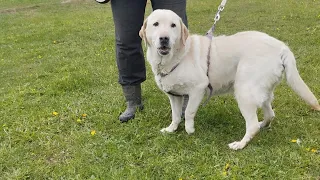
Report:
259,121,271,129
160,127,175,133
312,105,320,111
228,141,246,150
185,127,195,134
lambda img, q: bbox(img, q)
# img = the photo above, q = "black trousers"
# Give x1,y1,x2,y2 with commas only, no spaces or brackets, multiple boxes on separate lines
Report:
111,0,188,86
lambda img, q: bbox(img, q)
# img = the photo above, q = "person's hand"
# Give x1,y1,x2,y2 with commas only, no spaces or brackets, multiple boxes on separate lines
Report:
95,0,110,4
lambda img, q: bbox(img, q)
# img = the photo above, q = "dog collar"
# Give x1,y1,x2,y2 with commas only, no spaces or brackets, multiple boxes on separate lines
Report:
158,63,180,77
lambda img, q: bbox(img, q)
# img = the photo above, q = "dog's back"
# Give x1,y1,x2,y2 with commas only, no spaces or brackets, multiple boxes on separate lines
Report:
210,31,319,109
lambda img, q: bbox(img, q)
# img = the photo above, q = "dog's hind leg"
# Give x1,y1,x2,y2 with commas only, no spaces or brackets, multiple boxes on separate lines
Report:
229,93,260,150
260,95,275,128
161,95,183,133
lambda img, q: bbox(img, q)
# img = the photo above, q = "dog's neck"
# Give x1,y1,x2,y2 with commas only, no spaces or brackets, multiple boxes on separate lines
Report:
148,38,191,77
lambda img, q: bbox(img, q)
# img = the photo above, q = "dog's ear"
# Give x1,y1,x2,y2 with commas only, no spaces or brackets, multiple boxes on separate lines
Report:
180,18,189,46
139,18,149,47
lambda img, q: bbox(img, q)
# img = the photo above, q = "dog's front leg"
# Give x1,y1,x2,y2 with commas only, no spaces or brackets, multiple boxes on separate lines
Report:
161,95,183,133
184,88,206,134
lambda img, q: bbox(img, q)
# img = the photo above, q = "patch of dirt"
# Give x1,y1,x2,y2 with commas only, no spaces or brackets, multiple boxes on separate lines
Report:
0,5,40,14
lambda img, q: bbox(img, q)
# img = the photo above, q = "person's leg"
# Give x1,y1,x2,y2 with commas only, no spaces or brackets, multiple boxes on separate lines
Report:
111,0,147,122
151,0,188,27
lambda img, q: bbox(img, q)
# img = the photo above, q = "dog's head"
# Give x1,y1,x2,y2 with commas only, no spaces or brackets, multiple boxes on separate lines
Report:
139,9,189,56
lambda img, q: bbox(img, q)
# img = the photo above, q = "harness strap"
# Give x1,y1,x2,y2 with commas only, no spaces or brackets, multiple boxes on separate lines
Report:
202,0,227,106
202,41,213,106
166,91,186,97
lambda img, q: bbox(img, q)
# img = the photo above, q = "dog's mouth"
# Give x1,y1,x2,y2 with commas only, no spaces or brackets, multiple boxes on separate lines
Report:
157,46,171,56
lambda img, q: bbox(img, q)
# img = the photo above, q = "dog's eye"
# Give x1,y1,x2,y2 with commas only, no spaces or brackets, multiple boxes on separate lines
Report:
153,22,159,27
171,23,176,28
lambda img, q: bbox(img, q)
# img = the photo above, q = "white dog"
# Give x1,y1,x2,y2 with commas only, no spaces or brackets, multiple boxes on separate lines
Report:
139,9,320,150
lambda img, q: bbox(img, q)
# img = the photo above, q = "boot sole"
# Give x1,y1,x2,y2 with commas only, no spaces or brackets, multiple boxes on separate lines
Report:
119,114,135,123
119,104,144,123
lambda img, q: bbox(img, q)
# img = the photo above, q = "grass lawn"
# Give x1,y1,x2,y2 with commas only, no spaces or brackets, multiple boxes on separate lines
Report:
1,0,320,179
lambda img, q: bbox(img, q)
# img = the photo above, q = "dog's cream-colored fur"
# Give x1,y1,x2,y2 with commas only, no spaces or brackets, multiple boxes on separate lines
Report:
139,9,320,150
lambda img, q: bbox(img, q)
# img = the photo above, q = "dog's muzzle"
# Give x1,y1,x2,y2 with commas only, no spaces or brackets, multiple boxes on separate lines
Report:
157,36,171,56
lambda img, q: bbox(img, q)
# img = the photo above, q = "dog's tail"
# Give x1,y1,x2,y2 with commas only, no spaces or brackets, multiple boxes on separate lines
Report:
282,47,320,111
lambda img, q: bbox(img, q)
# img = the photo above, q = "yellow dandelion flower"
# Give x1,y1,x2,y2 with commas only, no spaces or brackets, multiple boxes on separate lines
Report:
82,113,87,118
52,111,58,116
76,119,82,123
91,130,96,136
222,171,227,176
179,178,183,180
291,139,297,143
311,149,317,153
225,163,230,170
53,40,57,44
222,163,230,176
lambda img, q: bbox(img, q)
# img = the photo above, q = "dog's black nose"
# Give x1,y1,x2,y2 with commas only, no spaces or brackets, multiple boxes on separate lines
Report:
159,36,169,45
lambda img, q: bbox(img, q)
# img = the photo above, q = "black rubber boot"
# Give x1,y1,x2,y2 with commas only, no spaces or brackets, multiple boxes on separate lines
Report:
181,95,189,119
119,85,144,123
